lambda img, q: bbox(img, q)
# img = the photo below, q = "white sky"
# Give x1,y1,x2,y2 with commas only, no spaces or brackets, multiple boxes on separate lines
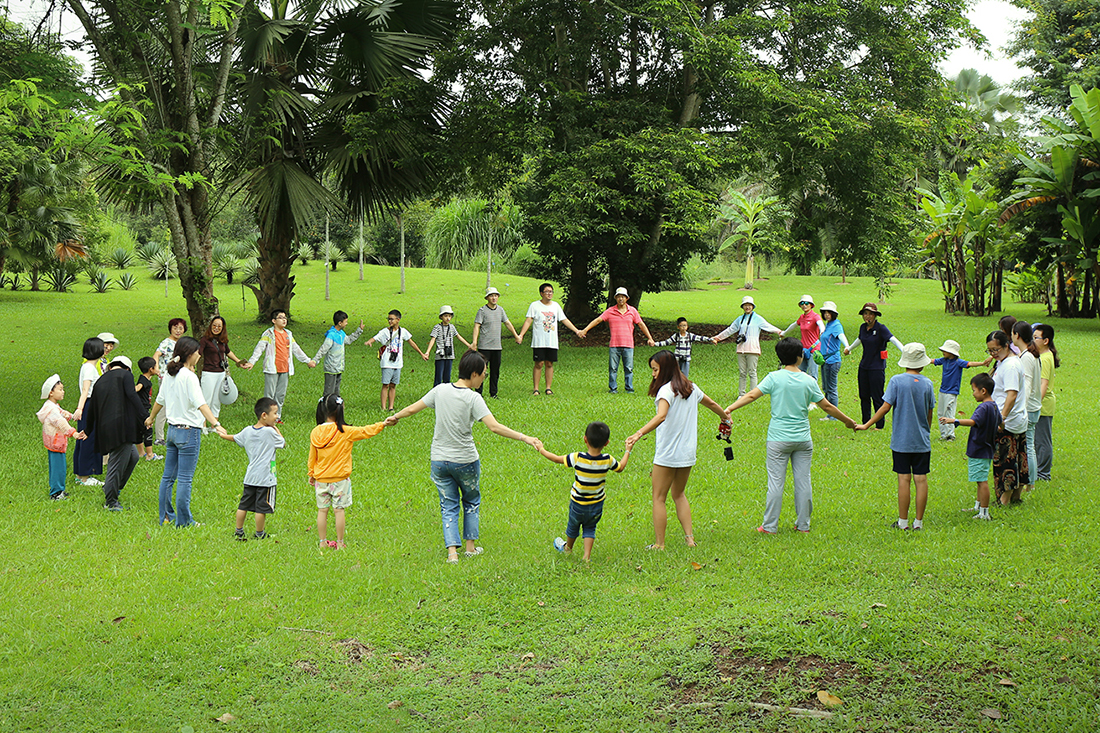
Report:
5,0,1032,89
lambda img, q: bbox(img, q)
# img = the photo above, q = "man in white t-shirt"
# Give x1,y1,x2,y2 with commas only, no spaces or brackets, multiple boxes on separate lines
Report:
517,283,584,396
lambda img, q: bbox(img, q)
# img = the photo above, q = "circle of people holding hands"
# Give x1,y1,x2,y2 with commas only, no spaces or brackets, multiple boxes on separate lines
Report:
37,283,1059,562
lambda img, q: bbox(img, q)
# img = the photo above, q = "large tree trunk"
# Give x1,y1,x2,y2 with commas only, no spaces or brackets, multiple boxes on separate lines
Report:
162,186,218,335
249,228,296,322
562,244,597,323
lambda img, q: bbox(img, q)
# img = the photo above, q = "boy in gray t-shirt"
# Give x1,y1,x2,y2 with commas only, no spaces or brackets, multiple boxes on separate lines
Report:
471,287,522,398
220,397,285,540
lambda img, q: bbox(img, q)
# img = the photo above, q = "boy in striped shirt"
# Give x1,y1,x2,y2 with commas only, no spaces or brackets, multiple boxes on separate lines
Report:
654,317,711,376
534,421,631,561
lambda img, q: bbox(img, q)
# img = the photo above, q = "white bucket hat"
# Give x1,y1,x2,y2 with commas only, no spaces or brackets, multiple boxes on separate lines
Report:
439,305,454,316
939,339,961,357
109,355,132,370
741,295,755,306
820,301,838,315
41,374,61,400
97,332,119,344
898,342,932,369
615,287,629,297
798,294,814,306
485,287,500,298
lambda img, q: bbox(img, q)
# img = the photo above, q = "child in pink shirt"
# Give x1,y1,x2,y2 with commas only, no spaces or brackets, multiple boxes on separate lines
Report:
36,374,86,500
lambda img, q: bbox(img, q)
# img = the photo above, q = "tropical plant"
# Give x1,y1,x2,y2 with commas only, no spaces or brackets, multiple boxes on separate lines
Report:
296,242,314,266
134,241,161,262
42,263,77,292
1008,267,1050,304
212,241,240,284
108,246,132,269
89,269,112,293
319,241,342,271
426,198,523,285
239,257,260,286
117,272,137,290
147,249,178,280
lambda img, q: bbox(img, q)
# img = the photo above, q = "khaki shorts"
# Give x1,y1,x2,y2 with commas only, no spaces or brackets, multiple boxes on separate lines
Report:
315,478,352,509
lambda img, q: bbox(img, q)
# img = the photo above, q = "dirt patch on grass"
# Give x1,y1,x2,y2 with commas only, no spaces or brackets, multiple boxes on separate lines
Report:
335,638,374,664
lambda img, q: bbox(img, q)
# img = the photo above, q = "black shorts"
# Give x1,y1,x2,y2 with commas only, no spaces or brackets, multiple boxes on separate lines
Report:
892,451,931,476
532,347,559,363
143,426,154,448
238,484,276,514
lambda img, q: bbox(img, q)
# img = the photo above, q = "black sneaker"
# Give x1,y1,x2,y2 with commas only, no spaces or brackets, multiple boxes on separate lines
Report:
49,492,68,501
105,501,123,511
234,529,246,542
253,530,267,540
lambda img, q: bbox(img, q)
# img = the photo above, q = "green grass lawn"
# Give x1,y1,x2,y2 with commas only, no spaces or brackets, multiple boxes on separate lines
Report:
0,264,1097,732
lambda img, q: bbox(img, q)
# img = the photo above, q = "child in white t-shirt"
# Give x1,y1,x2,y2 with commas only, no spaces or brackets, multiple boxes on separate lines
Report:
365,309,428,411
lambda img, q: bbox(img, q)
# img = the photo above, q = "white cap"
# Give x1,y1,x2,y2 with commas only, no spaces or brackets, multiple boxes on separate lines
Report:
820,301,838,314
898,342,932,369
615,287,629,297
41,374,61,400
798,294,814,306
741,295,755,306
109,355,132,370
97,332,119,344
939,339,961,357
439,305,454,316
485,287,500,298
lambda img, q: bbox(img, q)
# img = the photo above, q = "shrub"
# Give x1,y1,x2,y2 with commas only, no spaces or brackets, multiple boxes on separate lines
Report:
147,249,177,280
297,242,314,265
43,266,76,292
319,241,343,270
6,273,23,290
90,270,112,293
135,241,161,262
109,247,133,269
1009,267,1049,304
213,241,240,284
118,272,137,290
240,257,260,286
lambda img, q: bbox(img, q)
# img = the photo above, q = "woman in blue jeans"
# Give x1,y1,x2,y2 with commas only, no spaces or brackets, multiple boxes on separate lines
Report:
815,301,850,421
145,337,226,527
386,351,539,563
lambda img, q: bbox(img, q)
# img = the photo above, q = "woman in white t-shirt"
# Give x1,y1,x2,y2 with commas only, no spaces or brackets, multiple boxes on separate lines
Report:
146,337,226,527
987,330,1028,506
626,351,729,549
386,351,539,563
1012,322,1043,491
73,337,106,485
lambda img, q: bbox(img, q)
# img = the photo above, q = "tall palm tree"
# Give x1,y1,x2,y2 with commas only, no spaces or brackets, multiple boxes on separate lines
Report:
237,0,454,320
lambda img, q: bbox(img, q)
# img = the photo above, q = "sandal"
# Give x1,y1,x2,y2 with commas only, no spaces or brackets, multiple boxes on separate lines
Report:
545,389,554,395
532,390,540,396
645,544,665,551
685,534,696,547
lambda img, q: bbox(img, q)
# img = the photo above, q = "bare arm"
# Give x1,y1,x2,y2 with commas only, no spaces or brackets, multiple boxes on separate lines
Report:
1040,377,1050,400
455,331,472,350
481,413,538,445
506,320,521,341
638,320,655,346
533,440,567,465
700,393,729,421
615,449,632,472
581,316,603,334
561,318,584,337
726,387,764,414
857,401,892,430
471,323,481,351
817,398,856,428
74,378,93,420
386,399,429,425
626,398,670,449
1001,390,1018,419
406,338,429,359
518,317,533,340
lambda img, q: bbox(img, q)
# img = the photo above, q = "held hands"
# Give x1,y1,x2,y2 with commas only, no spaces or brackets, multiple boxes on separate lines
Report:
939,416,954,424
308,360,317,368
515,335,522,344
421,353,430,361
74,431,87,440
524,435,540,447
577,330,587,339
384,415,399,427
625,432,643,451
532,438,544,451
842,348,850,356
214,425,228,437
240,361,253,370
853,422,869,431
144,416,153,428
647,339,656,347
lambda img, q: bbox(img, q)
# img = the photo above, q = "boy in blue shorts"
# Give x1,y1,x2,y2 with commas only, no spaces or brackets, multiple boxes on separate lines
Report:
219,397,285,540
941,373,999,520
932,339,988,441
858,343,936,530
534,421,631,561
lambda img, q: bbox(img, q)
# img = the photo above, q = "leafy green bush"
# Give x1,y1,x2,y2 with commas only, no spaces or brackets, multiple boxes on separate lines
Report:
90,270,113,293
147,249,177,280
117,272,137,290
109,247,133,269
213,242,241,284
498,243,541,278
135,241,161,262
240,257,260,286
1008,268,1049,304
319,242,343,270
43,266,76,292
297,242,314,265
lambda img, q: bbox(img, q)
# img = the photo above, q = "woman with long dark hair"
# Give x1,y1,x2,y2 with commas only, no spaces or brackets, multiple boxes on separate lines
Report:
73,337,105,485
145,337,225,527
1012,321,1042,492
987,330,1028,505
1033,324,1059,482
198,316,246,428
626,351,729,549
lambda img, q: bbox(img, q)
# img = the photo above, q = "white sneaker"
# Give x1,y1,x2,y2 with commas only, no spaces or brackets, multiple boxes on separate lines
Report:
553,537,567,553
973,513,991,521
464,547,484,558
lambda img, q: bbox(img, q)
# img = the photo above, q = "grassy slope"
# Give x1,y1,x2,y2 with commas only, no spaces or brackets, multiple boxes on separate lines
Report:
0,265,1097,732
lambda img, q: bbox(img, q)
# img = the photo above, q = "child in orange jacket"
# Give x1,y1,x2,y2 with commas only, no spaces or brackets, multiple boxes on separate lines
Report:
308,395,385,549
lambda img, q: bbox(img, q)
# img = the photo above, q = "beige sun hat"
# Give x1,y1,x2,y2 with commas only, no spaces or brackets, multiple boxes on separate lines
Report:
485,287,500,298
439,305,454,316
798,294,814,305
615,287,629,297
939,339,961,357
820,301,838,315
41,374,61,400
898,342,933,369
97,332,119,344
109,355,132,370
741,295,755,306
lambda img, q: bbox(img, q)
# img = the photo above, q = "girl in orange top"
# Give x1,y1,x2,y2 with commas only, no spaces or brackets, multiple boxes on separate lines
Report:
308,395,385,549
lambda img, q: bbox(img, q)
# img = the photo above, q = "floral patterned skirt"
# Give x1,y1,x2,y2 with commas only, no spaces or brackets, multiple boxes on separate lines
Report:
993,427,1028,502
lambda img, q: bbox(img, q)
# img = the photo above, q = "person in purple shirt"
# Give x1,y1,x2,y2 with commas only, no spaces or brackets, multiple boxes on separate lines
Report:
844,303,904,430
942,372,1000,521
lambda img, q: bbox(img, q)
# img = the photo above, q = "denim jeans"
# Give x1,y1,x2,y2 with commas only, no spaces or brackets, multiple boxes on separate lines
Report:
821,361,840,409
609,347,634,392
434,358,453,386
158,424,202,526
799,353,819,381
1026,411,1039,484
566,500,604,539
430,460,481,548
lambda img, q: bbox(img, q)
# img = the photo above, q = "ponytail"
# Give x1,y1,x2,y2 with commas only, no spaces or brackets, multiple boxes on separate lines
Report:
317,394,346,432
167,337,200,376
